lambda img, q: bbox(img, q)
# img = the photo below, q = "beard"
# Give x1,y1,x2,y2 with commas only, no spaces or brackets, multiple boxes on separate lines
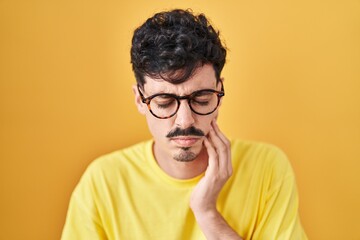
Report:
173,147,197,162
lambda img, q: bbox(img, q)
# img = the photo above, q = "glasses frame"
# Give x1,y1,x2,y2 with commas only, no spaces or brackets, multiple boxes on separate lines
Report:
137,81,225,119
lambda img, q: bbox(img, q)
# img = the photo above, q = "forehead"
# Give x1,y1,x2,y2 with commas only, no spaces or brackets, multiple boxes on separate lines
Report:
143,64,217,95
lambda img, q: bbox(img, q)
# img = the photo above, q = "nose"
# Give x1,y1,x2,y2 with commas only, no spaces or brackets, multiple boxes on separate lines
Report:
174,100,195,128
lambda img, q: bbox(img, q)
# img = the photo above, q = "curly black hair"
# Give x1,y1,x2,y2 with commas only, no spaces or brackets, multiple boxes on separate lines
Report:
130,9,227,88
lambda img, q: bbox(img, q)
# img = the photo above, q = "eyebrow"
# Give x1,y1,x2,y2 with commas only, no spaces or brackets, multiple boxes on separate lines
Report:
146,87,217,96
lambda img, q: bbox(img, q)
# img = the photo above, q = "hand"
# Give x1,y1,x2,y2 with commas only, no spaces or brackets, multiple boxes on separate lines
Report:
190,121,242,239
190,120,233,215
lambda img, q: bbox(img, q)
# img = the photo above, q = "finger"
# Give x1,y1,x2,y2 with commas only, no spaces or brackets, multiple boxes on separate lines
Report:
211,121,233,175
212,121,230,147
203,137,219,176
208,124,229,175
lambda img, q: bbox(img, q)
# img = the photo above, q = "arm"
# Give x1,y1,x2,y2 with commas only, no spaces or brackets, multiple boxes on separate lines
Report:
61,194,107,240
190,120,243,240
252,157,307,239
61,169,107,240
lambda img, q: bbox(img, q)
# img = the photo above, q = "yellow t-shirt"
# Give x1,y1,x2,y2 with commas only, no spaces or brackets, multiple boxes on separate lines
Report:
61,139,307,240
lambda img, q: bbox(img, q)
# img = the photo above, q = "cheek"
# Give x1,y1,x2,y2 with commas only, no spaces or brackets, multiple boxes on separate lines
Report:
145,115,172,138
197,114,217,135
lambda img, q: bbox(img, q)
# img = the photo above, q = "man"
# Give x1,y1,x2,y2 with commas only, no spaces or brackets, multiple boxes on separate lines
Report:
62,9,307,239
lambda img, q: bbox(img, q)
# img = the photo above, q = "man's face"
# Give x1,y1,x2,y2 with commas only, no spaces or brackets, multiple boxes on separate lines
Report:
134,64,223,162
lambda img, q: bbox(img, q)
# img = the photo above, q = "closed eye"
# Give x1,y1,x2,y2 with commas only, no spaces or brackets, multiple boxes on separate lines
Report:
157,102,174,109
192,100,210,106
152,96,176,109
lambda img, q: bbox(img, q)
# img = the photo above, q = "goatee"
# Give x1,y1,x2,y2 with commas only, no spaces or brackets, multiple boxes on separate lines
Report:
173,147,197,162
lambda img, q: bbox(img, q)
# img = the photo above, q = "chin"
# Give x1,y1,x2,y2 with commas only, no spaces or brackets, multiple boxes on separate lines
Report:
172,144,203,162
173,150,197,162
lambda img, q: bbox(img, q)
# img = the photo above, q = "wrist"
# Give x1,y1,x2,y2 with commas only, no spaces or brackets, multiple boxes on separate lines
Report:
192,208,220,224
193,209,243,240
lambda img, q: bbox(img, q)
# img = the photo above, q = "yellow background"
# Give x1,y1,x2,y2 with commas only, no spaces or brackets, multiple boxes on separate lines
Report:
1,0,359,239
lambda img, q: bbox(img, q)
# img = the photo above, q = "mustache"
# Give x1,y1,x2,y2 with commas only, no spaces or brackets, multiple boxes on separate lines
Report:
166,126,205,138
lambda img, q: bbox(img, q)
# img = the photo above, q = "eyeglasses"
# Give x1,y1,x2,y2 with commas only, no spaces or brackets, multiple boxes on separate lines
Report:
137,81,225,119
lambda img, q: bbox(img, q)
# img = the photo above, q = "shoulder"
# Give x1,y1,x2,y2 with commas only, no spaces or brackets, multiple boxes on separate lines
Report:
82,139,152,182
231,139,288,163
230,139,294,181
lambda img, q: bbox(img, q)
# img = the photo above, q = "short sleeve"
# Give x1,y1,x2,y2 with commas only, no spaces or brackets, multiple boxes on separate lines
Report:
252,149,307,240
61,167,107,240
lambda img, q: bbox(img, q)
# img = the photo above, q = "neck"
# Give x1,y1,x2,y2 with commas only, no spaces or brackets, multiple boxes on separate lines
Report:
153,142,208,180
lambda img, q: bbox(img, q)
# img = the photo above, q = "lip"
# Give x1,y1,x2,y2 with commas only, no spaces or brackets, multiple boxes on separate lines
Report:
171,137,201,147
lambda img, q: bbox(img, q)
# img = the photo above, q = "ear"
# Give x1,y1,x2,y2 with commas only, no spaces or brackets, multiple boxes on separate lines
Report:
219,77,225,87
218,77,225,107
132,84,147,115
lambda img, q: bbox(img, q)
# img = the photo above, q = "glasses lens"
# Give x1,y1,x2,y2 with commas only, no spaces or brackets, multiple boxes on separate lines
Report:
149,95,178,118
190,91,219,114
